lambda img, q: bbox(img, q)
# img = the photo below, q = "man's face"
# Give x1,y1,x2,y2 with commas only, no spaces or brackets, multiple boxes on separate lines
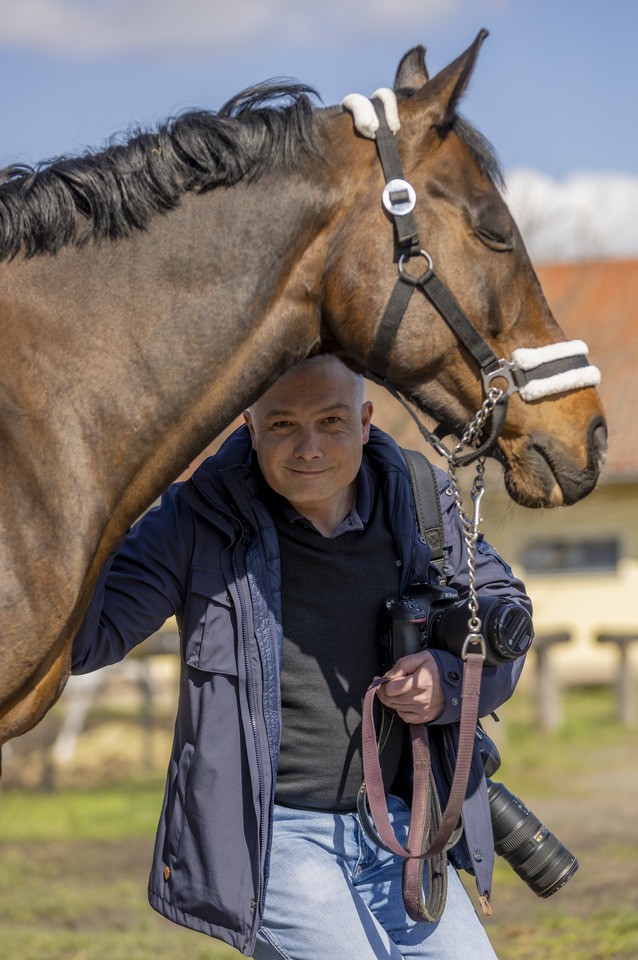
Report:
244,359,372,517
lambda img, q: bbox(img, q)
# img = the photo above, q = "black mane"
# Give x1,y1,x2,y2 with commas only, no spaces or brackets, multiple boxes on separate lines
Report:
0,82,321,260
452,115,504,189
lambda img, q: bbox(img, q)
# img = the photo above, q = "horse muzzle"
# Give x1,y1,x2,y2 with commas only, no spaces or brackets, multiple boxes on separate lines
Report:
501,415,607,508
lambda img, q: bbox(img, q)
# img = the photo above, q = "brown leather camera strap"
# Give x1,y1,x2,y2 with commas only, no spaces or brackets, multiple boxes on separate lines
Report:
360,651,484,921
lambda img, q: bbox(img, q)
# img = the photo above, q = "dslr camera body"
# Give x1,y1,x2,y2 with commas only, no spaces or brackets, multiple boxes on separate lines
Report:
379,581,534,673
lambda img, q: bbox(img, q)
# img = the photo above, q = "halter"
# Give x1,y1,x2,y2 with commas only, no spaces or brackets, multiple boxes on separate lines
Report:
341,90,601,466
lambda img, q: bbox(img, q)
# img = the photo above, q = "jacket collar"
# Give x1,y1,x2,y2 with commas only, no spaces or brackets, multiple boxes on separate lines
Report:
178,422,425,556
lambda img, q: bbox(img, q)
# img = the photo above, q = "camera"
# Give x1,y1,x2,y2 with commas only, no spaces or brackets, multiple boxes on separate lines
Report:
380,585,577,898
379,582,533,672
477,726,578,898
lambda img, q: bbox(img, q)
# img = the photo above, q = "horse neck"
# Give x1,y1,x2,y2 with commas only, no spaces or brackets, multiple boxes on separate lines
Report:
1,174,333,577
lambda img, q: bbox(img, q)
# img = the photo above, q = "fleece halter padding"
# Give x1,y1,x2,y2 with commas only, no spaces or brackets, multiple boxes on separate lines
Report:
511,340,600,401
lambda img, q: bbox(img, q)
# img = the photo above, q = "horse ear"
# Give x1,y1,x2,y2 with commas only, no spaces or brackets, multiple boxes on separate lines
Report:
394,45,429,93
407,29,488,128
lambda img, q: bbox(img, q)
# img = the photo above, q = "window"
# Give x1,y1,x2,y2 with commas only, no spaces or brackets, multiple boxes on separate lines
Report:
522,538,619,574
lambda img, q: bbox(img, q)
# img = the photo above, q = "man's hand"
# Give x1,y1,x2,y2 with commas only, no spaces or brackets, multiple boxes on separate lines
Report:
375,650,445,723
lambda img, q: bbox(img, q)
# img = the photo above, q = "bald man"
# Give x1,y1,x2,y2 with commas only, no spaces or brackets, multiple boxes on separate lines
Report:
73,355,530,959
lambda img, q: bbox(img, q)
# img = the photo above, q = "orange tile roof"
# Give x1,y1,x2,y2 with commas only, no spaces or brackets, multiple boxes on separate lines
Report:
537,258,638,481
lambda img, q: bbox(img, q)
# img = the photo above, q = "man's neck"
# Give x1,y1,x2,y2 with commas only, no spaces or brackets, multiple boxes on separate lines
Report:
290,485,357,538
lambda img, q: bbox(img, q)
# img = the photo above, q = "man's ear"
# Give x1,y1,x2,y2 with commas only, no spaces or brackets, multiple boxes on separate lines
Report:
361,400,373,444
243,410,257,448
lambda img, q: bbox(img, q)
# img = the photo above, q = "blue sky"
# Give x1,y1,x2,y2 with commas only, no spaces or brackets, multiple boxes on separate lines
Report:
0,0,634,179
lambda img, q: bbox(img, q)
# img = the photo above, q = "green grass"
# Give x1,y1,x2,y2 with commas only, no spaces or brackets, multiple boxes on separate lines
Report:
0,777,163,841
1,685,636,959
488,910,638,960
485,684,634,795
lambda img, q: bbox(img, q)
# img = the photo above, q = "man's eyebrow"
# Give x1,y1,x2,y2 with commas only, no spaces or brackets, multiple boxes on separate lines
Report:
263,403,351,419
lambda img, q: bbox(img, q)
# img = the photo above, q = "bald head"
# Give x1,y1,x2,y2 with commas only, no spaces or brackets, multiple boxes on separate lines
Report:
248,356,366,417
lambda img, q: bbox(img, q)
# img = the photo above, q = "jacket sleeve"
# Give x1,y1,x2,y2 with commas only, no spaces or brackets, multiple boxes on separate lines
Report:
428,482,532,725
71,485,194,674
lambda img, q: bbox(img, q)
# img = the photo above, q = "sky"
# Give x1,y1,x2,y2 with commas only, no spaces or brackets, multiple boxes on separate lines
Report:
0,0,636,260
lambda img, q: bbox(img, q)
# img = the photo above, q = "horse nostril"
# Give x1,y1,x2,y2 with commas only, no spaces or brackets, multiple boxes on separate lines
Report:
589,419,608,469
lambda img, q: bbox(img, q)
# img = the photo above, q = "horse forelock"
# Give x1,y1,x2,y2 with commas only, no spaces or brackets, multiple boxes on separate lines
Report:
0,81,323,261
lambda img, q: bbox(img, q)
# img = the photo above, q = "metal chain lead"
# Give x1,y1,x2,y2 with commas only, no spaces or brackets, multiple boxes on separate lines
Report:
375,379,504,653
446,388,504,655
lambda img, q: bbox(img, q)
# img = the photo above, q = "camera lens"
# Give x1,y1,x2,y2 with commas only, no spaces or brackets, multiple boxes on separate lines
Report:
484,600,534,662
487,780,578,898
429,597,533,666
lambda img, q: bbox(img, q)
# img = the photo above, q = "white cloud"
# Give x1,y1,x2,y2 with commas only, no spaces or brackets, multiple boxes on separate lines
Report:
504,169,638,263
0,0,464,57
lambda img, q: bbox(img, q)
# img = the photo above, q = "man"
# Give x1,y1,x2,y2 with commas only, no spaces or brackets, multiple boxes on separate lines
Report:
72,355,530,959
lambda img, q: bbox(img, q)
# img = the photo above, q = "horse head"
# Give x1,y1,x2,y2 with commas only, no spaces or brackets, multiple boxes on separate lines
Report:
320,31,606,507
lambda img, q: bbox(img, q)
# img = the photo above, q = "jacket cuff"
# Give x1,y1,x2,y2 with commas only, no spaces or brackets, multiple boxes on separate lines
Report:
428,649,464,724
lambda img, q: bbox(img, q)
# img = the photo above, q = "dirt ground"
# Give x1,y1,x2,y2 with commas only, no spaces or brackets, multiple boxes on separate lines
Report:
480,734,638,935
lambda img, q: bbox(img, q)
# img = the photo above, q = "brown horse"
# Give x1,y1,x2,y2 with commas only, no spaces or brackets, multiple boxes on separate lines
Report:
0,32,605,747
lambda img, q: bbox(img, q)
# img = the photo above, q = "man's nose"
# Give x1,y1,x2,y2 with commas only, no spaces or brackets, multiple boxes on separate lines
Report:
293,429,322,459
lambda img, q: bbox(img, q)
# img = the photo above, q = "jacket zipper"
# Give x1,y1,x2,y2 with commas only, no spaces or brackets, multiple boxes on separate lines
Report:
190,476,266,940
232,542,267,944
190,476,251,545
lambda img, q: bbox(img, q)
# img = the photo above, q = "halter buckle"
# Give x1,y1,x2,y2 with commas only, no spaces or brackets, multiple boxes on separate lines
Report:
382,178,417,217
481,358,518,398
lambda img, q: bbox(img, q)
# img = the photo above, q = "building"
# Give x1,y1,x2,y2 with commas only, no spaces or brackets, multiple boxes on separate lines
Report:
483,258,638,683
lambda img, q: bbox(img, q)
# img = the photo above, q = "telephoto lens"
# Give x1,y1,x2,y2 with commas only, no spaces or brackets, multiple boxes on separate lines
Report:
487,780,578,897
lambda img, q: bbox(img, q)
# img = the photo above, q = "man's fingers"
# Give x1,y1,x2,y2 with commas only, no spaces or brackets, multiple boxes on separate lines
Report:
385,651,431,680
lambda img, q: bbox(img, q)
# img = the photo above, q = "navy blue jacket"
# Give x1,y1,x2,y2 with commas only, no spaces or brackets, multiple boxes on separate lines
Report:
72,424,530,955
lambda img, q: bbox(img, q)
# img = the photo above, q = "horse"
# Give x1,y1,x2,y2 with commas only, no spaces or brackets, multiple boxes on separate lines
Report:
0,31,606,749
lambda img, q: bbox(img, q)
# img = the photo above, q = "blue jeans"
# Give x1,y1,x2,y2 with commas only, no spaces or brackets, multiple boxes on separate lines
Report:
253,797,497,960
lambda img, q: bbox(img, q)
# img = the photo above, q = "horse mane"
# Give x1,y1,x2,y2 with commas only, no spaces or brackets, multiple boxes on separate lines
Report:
451,116,504,189
0,82,322,261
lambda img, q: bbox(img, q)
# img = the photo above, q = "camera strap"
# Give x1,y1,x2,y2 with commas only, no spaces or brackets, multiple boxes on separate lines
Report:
360,653,485,920
401,448,445,576
358,447,491,920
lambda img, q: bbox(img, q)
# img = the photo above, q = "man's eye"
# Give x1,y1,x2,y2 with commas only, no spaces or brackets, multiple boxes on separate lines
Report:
323,416,341,424
271,421,292,429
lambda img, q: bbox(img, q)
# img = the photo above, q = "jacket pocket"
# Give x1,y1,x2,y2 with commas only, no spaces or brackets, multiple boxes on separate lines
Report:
184,566,238,676
164,740,195,865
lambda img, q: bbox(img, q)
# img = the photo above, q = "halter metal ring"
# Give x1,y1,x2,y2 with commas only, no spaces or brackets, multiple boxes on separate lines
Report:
382,178,416,216
398,249,433,285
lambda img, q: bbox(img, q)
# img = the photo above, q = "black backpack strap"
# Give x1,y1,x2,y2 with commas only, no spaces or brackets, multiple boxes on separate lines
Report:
401,448,445,577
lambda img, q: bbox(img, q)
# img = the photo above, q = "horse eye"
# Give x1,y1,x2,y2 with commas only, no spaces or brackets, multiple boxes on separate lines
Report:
476,227,513,252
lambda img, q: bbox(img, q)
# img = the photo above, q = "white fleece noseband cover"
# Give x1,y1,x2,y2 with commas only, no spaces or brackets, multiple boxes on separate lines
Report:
511,340,601,401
